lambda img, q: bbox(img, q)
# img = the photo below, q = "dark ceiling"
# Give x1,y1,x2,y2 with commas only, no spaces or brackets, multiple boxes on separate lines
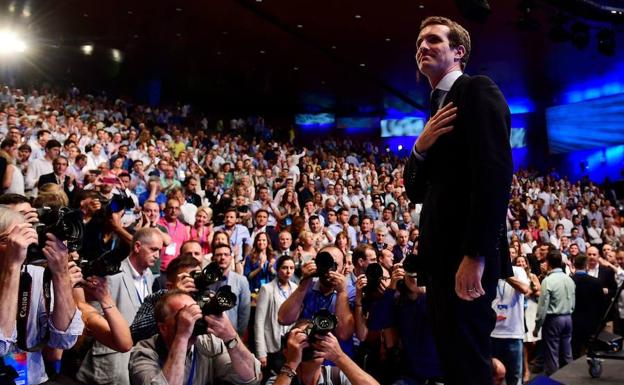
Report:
1,0,623,115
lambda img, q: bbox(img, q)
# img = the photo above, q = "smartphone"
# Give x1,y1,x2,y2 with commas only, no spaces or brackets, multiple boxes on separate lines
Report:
102,176,118,185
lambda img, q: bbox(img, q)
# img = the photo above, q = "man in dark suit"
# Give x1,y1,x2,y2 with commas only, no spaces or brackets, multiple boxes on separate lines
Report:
587,246,617,306
37,155,78,201
391,229,413,264
571,255,604,358
403,16,513,385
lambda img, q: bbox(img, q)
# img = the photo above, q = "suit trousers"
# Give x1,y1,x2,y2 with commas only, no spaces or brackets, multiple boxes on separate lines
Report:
426,267,498,385
542,314,572,376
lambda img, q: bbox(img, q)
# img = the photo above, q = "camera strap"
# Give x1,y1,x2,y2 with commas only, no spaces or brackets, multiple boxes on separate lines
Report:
16,266,52,352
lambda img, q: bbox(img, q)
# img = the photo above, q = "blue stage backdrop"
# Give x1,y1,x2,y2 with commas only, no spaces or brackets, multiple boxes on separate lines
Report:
546,93,624,154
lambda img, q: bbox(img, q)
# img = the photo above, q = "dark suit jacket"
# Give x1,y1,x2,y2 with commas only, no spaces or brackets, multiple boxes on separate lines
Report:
572,273,604,334
403,74,513,280
596,266,617,317
392,244,413,264
37,172,78,201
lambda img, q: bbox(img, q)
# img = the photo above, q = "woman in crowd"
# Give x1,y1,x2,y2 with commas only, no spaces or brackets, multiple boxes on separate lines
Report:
335,231,351,258
603,223,622,248
190,206,214,256
109,157,125,176
276,189,300,230
244,232,276,293
254,255,297,374
515,255,541,383
0,138,25,195
521,231,536,257
295,229,317,263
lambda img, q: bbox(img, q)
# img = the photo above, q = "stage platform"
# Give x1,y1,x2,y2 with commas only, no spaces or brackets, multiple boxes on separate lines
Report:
547,355,624,384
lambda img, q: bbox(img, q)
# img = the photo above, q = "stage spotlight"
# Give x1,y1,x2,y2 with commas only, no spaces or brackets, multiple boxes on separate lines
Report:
0,30,27,55
81,44,94,55
397,145,403,151
111,48,123,62
597,28,615,56
571,22,589,49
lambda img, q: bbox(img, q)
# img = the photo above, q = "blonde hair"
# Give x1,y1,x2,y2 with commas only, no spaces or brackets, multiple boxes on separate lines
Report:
195,206,213,222
35,183,70,207
0,206,25,233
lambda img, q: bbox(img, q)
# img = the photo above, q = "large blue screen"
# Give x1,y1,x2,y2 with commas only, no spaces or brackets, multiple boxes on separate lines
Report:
380,117,425,137
546,93,624,154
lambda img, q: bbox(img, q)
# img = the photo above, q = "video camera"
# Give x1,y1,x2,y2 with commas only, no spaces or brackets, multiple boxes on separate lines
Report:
190,262,237,336
26,206,84,265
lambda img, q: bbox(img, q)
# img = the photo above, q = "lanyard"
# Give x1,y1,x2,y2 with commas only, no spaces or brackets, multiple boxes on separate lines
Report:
496,280,506,301
187,347,197,385
278,281,292,299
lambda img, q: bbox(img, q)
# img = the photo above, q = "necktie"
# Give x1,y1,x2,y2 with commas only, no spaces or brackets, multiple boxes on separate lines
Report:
430,88,447,117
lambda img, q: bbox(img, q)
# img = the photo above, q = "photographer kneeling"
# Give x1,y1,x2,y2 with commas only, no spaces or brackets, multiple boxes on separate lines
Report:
266,319,380,385
129,290,261,385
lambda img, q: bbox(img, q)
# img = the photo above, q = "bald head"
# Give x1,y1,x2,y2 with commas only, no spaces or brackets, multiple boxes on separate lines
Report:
587,246,600,268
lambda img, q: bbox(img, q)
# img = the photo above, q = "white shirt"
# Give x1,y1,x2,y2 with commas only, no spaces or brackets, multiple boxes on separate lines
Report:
491,266,528,339
587,265,599,279
25,157,53,190
129,262,150,303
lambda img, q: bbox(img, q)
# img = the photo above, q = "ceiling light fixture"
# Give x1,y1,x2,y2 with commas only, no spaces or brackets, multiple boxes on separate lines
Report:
385,37,391,42
80,44,94,55
354,14,362,19
297,24,303,28
359,63,366,67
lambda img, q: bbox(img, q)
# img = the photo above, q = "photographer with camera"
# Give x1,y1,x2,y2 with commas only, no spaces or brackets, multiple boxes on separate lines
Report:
266,319,379,385
386,263,443,385
77,227,162,385
207,243,251,336
129,290,261,385
278,246,355,359
0,198,85,385
130,255,201,343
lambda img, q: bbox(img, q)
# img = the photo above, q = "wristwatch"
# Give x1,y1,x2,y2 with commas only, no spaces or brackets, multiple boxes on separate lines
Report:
225,336,239,349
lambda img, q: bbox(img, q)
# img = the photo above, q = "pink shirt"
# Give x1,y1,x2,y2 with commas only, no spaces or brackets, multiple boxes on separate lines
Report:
158,218,189,271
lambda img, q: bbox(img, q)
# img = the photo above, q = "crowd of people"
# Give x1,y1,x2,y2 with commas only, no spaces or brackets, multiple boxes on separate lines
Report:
0,84,623,385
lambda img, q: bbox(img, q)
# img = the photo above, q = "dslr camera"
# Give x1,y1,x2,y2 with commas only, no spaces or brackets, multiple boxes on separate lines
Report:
101,191,135,216
314,251,337,277
191,262,238,336
302,309,338,361
26,206,84,265
364,263,384,297
79,243,130,278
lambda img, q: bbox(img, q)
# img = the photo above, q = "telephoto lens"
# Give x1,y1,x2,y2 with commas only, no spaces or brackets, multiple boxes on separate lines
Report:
192,285,237,337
